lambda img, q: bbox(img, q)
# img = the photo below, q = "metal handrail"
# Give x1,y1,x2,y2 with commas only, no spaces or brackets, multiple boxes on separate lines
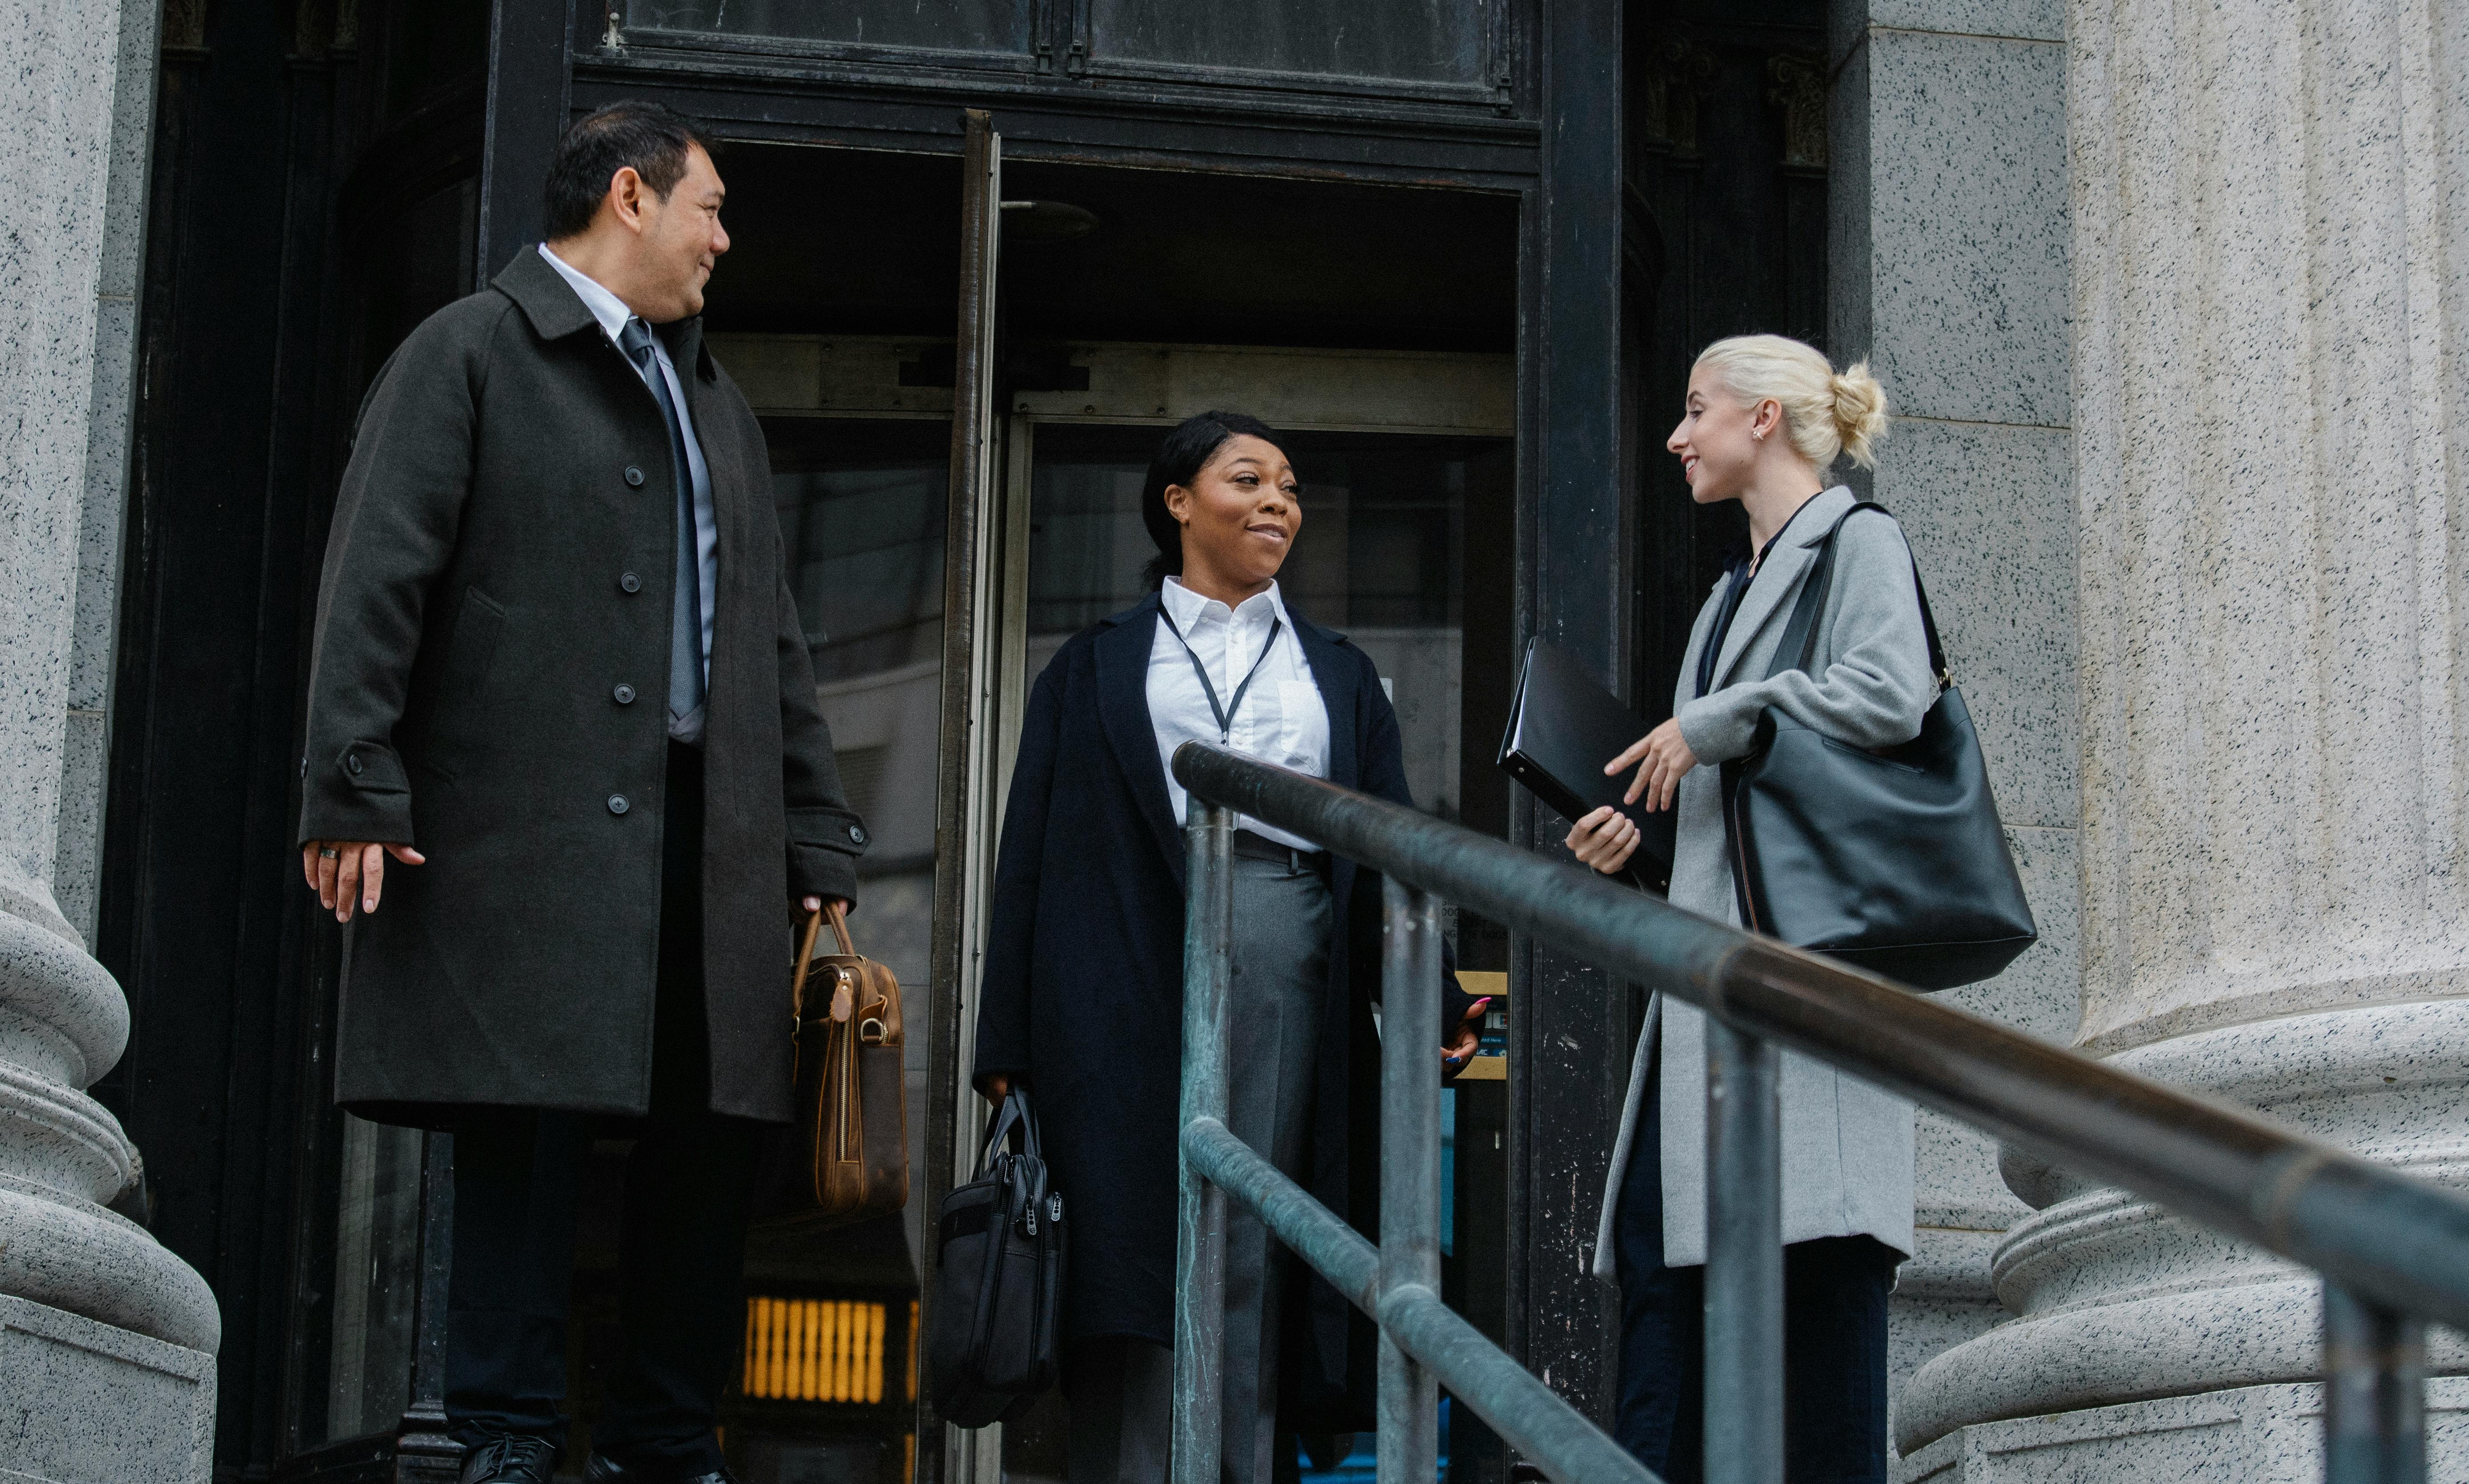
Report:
1170,740,2458,1484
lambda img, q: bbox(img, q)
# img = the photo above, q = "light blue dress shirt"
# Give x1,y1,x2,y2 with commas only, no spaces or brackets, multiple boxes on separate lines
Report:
538,242,719,742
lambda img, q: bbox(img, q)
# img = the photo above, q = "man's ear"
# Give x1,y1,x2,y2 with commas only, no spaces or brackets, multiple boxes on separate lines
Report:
608,166,647,233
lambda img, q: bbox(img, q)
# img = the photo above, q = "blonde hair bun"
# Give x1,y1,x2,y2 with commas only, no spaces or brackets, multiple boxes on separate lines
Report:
1828,360,1889,470
1694,334,1892,471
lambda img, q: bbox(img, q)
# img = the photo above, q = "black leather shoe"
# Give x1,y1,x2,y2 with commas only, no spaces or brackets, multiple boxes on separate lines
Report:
458,1434,559,1484
583,1452,740,1484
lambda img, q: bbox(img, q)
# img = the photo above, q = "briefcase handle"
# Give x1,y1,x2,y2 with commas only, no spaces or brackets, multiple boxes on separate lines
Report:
789,901,863,1022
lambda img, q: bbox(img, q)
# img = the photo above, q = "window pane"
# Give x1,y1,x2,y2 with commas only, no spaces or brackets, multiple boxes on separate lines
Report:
769,419,951,686
315,1115,425,1444
624,0,1028,53
764,416,952,1319
1089,0,1485,85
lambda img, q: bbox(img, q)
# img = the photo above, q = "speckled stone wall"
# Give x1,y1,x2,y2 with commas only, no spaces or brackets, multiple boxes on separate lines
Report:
0,0,220,1479
1826,0,2080,1450
1895,0,2469,1473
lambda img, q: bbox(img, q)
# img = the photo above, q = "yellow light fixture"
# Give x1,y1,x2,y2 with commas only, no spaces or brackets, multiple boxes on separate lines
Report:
742,1296,889,1403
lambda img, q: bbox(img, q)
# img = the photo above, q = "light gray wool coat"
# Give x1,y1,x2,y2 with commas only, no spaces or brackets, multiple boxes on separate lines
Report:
1592,485,1938,1278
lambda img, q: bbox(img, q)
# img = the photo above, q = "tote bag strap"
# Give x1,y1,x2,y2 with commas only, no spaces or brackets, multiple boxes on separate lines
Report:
1763,501,1951,684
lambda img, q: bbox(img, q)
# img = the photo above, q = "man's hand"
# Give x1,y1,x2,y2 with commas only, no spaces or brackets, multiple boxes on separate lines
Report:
1442,997,1494,1076
301,841,427,923
1606,716,1700,813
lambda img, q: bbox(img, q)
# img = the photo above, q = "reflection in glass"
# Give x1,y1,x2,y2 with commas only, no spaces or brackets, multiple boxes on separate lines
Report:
764,416,954,1295
1025,424,1504,821
624,0,1027,53
769,419,951,686
322,1115,424,1440
1090,0,1485,84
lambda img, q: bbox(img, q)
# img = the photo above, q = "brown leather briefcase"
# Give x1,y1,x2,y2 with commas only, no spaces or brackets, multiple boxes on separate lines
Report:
767,902,909,1230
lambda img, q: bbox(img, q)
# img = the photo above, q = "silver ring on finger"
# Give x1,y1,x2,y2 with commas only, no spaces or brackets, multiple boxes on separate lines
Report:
319,847,339,859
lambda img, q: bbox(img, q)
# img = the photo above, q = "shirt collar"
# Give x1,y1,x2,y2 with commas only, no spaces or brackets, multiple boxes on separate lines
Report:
537,242,636,346
1162,576,1287,632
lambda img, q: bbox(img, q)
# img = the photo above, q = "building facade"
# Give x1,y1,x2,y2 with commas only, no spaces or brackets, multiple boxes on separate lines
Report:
0,0,2458,1480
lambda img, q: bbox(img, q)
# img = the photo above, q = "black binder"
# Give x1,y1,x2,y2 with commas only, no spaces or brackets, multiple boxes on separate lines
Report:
1496,639,1677,893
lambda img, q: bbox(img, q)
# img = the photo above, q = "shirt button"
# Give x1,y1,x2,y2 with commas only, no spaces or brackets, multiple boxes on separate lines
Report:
623,466,646,487
607,793,630,815
614,684,636,704
620,572,641,593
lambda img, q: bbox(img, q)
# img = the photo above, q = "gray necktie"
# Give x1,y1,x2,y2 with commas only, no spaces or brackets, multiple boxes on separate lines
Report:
619,318,707,732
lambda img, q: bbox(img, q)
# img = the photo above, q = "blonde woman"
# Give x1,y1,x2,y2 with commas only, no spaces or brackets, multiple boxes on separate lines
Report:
1566,335,1923,1482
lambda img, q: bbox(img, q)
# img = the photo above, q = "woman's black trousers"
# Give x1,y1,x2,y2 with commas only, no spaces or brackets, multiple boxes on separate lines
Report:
1612,1041,1898,1483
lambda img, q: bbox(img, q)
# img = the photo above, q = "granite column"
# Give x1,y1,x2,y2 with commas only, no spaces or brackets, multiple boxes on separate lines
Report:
0,0,220,1477
1897,0,2469,1473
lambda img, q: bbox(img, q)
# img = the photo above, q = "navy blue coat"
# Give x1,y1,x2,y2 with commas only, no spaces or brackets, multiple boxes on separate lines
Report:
973,591,1468,1416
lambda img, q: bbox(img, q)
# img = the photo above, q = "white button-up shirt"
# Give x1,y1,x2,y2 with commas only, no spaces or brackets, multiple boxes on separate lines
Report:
537,243,719,741
1148,576,1331,851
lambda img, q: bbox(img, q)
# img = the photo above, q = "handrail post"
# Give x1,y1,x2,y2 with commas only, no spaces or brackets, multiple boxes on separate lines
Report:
2324,1281,2426,1484
1174,800,1235,1484
1379,877,1443,1484
1704,1016,1783,1484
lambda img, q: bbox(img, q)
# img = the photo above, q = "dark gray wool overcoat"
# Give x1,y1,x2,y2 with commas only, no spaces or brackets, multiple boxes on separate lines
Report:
295,248,868,1126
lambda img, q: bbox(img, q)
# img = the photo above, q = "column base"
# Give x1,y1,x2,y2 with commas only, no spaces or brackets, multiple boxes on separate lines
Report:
0,1293,214,1483
1895,1376,2469,1483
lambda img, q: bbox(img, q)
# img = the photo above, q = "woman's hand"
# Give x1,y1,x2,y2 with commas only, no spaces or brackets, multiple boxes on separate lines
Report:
978,1074,1013,1105
1564,808,1641,875
1607,717,1700,812
1441,998,1493,1076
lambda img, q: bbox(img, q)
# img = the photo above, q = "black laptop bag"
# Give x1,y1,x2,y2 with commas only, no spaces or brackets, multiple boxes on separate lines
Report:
926,1088,1067,1428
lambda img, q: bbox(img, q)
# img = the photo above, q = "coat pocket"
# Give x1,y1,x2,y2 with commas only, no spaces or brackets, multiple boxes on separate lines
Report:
422,587,506,779
443,586,507,702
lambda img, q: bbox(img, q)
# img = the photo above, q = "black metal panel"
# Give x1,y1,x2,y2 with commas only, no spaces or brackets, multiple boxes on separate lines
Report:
92,0,376,1473
1502,0,1628,1454
1626,0,1828,776
475,0,575,285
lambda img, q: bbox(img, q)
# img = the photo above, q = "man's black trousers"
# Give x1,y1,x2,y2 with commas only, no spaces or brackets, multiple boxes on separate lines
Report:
444,741,761,1475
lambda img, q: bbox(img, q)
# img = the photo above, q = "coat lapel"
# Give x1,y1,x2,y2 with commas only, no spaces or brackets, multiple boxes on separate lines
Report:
1706,486,1856,690
1095,596,1186,877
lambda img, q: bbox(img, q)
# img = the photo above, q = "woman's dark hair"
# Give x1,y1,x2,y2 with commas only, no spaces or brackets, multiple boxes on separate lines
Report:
542,101,715,241
1139,410,1287,589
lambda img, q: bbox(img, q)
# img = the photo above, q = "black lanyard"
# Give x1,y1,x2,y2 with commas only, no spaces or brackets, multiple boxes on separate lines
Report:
1158,604,1284,744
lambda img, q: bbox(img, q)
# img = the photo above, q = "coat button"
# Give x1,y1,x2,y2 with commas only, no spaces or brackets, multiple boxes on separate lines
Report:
346,755,363,775
614,684,636,704
608,793,630,815
623,466,646,487
620,571,641,593
848,823,867,845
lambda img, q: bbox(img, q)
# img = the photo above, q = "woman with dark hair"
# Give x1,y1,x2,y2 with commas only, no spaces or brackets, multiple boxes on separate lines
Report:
973,412,1484,1482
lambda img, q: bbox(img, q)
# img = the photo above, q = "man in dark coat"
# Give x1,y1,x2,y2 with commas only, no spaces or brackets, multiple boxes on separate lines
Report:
295,102,865,1484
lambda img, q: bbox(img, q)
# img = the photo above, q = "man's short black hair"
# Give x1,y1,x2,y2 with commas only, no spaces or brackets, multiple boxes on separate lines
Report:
542,101,715,241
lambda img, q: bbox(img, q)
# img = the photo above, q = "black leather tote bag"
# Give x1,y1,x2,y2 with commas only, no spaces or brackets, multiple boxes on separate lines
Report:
926,1089,1067,1428
1721,503,2036,991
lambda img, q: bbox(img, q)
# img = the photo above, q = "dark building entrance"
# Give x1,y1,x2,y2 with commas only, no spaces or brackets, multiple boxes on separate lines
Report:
94,0,1825,1478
